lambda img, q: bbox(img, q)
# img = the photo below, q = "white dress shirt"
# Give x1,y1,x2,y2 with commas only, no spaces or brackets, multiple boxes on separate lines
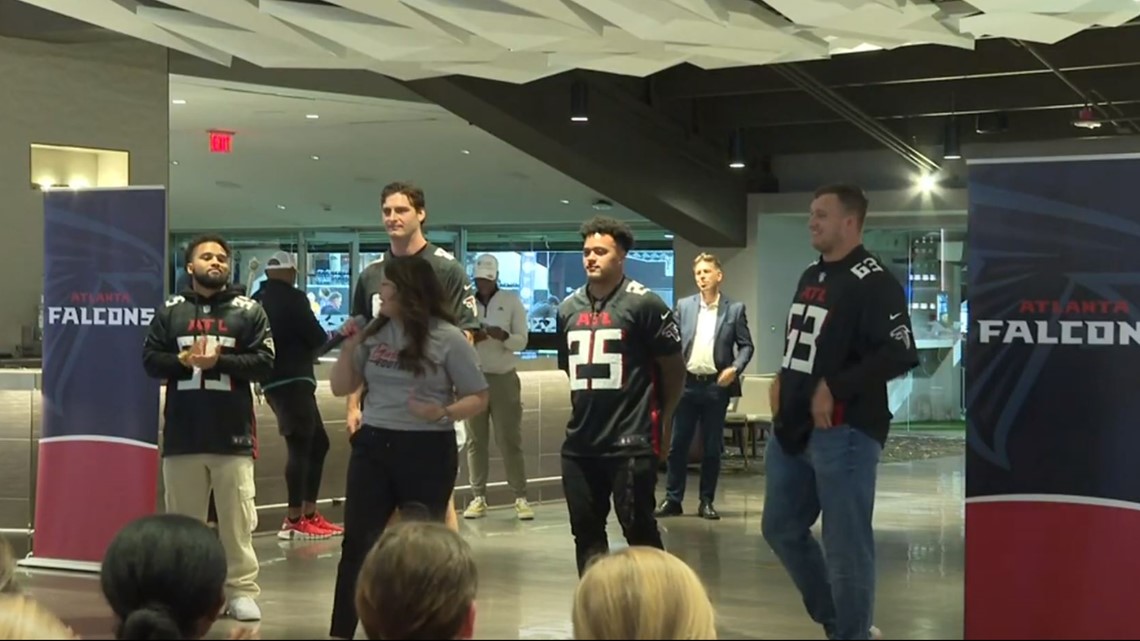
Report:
475,288,529,374
686,294,720,375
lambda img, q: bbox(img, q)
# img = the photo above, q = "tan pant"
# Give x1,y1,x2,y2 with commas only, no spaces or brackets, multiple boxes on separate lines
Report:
163,454,260,599
467,370,527,498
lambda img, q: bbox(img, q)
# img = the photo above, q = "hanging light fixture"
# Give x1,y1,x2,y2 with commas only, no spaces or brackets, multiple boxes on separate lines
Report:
942,89,962,160
728,130,746,169
943,116,961,160
570,81,588,123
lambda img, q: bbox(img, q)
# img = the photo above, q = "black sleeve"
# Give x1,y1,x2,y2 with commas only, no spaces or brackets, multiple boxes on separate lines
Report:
441,262,479,332
731,304,755,372
638,294,682,358
216,305,276,382
295,290,331,351
556,307,570,374
826,273,919,400
142,306,189,379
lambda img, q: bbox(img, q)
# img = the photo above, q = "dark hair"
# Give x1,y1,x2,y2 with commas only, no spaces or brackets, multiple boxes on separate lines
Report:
580,216,635,253
183,234,232,266
101,514,227,640
813,183,869,226
356,521,478,641
362,255,457,377
381,181,426,212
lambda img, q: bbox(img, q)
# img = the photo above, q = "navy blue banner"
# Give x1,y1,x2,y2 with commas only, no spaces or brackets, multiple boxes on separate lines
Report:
965,156,1140,639
36,187,166,566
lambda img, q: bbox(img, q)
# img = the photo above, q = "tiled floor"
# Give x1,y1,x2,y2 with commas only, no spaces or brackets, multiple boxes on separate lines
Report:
14,454,965,640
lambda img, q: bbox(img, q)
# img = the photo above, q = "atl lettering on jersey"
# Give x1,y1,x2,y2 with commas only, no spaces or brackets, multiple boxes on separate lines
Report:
977,298,1139,345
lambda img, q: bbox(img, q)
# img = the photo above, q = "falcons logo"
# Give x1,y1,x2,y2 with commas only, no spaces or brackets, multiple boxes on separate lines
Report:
889,324,912,350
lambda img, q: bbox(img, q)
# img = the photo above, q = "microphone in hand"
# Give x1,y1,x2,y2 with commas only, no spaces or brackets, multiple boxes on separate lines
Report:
317,315,369,356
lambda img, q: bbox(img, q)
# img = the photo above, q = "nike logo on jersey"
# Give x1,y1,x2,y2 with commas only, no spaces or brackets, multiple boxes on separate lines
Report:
890,313,902,320
661,312,670,320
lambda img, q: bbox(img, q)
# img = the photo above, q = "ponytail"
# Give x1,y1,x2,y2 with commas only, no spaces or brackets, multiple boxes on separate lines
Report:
118,603,183,640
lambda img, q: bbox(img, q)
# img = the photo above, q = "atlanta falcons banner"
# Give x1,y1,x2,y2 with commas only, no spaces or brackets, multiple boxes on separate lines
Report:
30,187,166,570
966,155,1140,639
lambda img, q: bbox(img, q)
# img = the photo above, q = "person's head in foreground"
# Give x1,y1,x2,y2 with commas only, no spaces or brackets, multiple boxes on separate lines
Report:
101,514,228,640
0,594,77,639
572,546,717,640
356,519,478,640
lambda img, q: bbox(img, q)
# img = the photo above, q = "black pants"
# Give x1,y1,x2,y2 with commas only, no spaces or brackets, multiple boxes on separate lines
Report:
562,454,664,576
267,386,330,508
330,426,458,639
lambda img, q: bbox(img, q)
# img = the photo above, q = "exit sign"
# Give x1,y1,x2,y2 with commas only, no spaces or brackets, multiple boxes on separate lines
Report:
208,130,234,154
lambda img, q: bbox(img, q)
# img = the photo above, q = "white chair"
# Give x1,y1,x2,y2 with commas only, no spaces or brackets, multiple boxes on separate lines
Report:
724,374,775,468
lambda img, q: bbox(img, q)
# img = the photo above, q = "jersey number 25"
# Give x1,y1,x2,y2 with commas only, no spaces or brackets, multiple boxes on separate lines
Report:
781,304,828,375
566,328,623,391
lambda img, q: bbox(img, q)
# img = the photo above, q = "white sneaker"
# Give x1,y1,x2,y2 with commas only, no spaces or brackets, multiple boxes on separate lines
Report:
870,625,883,640
463,497,487,519
228,596,261,622
515,498,535,521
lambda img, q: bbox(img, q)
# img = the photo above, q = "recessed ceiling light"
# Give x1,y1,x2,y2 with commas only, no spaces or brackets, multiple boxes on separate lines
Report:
664,233,674,239
461,149,471,155
277,204,286,210
560,199,570,204
170,160,179,166
306,114,319,119
311,155,320,161
172,99,186,105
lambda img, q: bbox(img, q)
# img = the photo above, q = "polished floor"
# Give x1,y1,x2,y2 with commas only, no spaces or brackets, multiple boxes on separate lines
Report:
15,454,965,640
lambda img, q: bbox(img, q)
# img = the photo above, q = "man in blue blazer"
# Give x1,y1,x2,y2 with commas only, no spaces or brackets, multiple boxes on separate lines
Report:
656,253,754,520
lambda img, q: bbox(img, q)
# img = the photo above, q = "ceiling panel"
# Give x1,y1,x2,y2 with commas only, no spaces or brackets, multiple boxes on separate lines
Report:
10,0,1138,83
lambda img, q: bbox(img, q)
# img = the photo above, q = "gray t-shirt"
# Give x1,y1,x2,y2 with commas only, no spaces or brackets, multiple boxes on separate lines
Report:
354,317,487,432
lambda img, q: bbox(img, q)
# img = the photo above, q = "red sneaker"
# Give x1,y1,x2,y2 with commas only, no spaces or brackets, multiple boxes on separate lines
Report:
277,517,332,541
307,512,344,536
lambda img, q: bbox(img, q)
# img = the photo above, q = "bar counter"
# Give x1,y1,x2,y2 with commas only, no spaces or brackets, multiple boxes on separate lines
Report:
0,355,573,535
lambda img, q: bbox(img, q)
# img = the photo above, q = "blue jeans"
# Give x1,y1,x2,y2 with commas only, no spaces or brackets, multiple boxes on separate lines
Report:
761,425,881,641
665,379,730,504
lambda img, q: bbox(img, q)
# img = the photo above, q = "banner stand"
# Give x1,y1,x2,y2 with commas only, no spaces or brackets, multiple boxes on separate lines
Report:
21,186,167,572
965,153,1140,640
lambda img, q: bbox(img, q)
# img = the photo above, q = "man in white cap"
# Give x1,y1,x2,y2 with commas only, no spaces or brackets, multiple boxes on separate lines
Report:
252,251,343,540
462,254,535,520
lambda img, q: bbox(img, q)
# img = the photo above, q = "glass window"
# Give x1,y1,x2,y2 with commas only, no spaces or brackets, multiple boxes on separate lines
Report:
307,244,351,334
464,247,675,334
864,228,967,435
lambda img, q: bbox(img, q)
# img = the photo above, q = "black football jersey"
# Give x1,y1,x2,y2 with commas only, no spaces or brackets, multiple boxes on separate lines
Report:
350,243,479,331
557,278,682,458
776,245,919,454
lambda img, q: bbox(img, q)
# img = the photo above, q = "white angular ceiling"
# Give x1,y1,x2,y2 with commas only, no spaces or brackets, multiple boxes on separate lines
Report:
14,0,1140,83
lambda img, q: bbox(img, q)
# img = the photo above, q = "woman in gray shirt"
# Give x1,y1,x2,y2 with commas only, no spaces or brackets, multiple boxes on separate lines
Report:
327,255,488,640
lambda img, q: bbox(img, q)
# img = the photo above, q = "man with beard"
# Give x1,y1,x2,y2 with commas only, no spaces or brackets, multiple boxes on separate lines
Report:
142,234,276,622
